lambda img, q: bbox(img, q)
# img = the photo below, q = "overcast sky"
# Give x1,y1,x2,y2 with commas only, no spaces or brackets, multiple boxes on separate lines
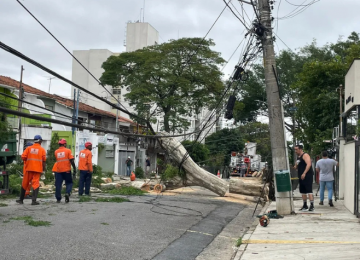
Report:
1,0,359,99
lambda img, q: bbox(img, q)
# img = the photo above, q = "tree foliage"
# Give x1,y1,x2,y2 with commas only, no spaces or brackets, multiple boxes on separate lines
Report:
181,140,209,164
233,32,360,155
205,128,244,166
100,38,226,133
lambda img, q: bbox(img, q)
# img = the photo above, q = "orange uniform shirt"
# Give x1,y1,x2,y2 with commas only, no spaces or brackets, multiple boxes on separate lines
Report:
54,147,74,173
21,143,46,173
52,162,57,172
78,149,93,172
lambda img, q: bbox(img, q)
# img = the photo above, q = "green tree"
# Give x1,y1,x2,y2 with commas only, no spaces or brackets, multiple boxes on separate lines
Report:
44,133,60,183
205,128,244,166
181,140,210,164
100,38,226,133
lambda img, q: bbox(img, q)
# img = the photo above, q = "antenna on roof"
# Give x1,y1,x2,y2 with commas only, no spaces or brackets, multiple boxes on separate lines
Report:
143,0,145,22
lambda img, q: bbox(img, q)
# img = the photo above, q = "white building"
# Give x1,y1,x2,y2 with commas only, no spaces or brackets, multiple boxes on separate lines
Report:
71,22,159,120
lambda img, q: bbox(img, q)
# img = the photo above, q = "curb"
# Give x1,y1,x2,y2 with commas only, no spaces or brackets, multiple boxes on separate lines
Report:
233,201,272,260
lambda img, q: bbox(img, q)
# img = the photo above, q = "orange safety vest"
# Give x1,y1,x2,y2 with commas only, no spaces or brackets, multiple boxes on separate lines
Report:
78,149,93,172
21,143,46,173
52,162,57,172
54,147,74,173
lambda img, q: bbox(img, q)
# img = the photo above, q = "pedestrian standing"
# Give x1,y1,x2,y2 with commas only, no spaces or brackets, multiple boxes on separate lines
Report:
78,142,93,196
294,145,315,211
54,139,76,203
125,156,133,176
145,157,151,178
316,151,338,207
239,160,247,177
16,135,46,205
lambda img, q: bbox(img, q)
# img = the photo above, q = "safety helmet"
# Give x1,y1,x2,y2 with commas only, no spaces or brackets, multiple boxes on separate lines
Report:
85,142,92,148
24,142,33,151
58,139,67,145
34,135,42,142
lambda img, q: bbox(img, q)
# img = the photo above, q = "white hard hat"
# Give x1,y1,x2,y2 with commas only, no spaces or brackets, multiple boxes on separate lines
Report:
128,156,130,158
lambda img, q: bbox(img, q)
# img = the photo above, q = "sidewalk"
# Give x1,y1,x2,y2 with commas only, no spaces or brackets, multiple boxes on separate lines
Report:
237,194,360,260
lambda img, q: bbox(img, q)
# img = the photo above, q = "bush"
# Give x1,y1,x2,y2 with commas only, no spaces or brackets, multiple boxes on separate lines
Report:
103,171,114,179
9,174,22,195
134,167,145,179
106,186,146,196
91,164,104,188
161,164,185,181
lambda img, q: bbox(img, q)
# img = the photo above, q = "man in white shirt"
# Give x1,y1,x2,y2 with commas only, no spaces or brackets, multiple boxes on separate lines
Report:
315,151,338,207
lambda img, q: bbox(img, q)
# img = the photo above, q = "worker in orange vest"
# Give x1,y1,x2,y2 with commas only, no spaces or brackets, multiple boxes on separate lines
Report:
23,141,33,199
16,135,46,205
78,142,93,196
54,139,76,203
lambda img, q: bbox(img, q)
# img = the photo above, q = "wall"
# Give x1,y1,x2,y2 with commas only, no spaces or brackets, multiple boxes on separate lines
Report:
343,142,356,213
75,130,98,166
344,59,360,112
338,138,346,199
71,49,113,112
126,22,159,52
53,130,75,155
19,126,52,154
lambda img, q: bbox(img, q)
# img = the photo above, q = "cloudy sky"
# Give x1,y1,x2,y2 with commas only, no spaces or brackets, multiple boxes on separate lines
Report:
0,0,359,99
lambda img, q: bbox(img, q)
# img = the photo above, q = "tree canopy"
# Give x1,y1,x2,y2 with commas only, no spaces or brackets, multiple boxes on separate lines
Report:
232,32,360,155
181,140,209,164
205,128,244,166
100,38,226,133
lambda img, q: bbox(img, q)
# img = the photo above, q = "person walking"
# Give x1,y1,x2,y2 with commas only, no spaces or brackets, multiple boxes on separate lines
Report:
145,157,151,178
78,142,93,196
54,139,76,203
125,156,133,176
23,141,33,199
295,145,315,211
16,135,46,205
316,151,338,207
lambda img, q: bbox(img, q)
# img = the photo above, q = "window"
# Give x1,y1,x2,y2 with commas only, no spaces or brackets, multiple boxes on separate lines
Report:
344,106,359,142
112,88,121,95
45,105,53,111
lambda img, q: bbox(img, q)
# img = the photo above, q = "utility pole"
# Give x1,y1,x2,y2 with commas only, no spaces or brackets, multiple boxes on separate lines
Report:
75,89,80,128
115,94,119,131
72,89,76,136
17,66,24,154
258,0,293,214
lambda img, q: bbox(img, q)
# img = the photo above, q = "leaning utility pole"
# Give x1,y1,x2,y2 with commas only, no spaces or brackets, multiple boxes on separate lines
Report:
258,0,293,214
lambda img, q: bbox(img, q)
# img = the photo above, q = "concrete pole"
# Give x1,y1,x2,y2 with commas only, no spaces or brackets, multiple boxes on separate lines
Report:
17,65,24,154
115,94,119,131
258,0,292,214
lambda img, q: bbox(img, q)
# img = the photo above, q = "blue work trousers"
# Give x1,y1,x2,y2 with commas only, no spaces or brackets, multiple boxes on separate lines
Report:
79,170,92,196
55,172,73,201
320,180,333,202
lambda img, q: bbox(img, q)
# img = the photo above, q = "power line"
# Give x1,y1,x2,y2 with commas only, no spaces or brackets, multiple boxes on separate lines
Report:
0,41,145,122
222,0,250,30
15,0,130,114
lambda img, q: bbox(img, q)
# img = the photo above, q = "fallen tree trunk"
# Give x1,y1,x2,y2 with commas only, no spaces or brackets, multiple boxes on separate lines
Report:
229,179,269,198
159,133,228,196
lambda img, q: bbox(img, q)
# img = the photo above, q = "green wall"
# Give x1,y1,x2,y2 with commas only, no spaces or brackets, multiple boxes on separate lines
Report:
52,131,75,154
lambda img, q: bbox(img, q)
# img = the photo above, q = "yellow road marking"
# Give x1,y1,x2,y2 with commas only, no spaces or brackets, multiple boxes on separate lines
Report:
243,239,360,244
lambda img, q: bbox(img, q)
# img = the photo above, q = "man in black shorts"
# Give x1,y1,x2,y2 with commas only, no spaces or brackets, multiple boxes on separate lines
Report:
294,145,314,211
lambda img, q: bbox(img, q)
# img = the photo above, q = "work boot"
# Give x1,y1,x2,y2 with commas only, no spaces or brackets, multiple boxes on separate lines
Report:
319,201,324,205
16,187,26,204
329,200,334,207
65,193,70,203
31,188,40,206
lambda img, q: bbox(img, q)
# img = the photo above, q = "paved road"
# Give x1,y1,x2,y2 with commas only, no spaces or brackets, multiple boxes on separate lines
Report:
0,189,260,260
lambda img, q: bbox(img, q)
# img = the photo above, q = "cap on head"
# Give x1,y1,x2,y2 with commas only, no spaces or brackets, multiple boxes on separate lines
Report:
34,135,42,143
58,139,67,145
85,142,92,148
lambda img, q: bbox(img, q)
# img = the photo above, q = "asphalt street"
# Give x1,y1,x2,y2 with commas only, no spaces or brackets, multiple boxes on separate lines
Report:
0,190,259,260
